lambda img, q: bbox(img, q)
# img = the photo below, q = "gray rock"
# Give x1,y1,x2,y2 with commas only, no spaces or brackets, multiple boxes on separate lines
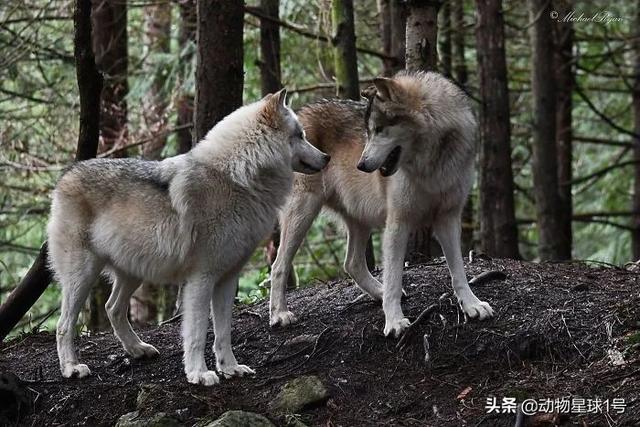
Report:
136,384,163,409
204,410,274,427
270,375,328,413
115,410,180,427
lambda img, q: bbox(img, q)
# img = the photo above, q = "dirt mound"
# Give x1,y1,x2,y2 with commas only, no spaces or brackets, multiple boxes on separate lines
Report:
1,258,639,426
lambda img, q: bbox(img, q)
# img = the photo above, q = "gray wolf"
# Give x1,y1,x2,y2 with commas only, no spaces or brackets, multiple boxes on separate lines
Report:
48,89,329,386
269,71,494,336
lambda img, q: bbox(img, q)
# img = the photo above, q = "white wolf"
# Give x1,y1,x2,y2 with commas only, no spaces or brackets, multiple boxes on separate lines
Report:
269,72,494,336
48,89,329,386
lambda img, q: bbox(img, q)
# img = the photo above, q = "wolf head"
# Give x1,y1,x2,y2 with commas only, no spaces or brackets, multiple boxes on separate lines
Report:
358,76,429,177
260,89,330,174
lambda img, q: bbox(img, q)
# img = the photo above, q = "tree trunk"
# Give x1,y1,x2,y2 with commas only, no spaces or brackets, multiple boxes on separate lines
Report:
90,0,129,331
453,0,472,253
452,0,467,88
632,0,640,260
176,0,196,155
475,0,520,259
0,0,103,341
553,0,573,260
405,0,441,263
390,0,407,73
92,0,128,156
405,0,440,72
439,0,451,77
141,1,172,160
259,0,282,96
194,0,244,142
378,0,406,76
331,0,360,100
528,0,564,261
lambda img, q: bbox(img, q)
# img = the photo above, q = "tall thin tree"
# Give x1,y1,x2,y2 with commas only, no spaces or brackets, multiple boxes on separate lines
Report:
528,0,565,261
633,0,640,259
378,0,406,76
331,0,360,100
176,0,196,155
475,0,520,259
454,0,472,252
553,0,574,259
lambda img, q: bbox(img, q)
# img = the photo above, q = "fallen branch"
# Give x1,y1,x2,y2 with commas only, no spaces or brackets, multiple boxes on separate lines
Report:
469,270,507,286
396,303,440,350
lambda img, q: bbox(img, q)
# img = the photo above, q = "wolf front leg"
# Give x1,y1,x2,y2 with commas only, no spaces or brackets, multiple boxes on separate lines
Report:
434,212,494,320
382,219,411,337
182,275,219,386
211,273,255,378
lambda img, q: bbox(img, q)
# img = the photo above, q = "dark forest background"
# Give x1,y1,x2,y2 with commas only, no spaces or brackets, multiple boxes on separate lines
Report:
1,0,639,335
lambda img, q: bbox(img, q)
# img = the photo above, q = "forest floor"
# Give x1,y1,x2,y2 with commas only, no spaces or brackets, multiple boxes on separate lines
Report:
1,258,640,426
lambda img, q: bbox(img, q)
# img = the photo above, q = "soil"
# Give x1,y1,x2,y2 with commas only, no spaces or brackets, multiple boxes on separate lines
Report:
1,258,640,426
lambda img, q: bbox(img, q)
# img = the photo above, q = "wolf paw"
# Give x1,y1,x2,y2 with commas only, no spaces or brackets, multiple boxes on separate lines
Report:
460,298,494,320
126,342,160,359
218,364,256,379
186,370,220,386
270,310,297,327
61,363,91,379
384,317,411,338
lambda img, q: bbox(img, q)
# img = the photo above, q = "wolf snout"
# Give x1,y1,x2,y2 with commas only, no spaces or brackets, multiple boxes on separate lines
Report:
356,158,374,173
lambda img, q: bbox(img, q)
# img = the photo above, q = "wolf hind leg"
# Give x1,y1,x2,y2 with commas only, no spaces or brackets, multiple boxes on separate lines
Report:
269,191,322,327
433,212,494,320
343,218,383,301
54,248,104,379
106,272,159,359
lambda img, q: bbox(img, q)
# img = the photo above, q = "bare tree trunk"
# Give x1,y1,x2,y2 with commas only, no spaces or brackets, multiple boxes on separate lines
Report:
90,0,128,331
453,0,466,85
439,0,451,77
405,0,440,72
92,0,128,156
475,0,520,259
405,0,441,263
453,0,472,252
194,0,244,142
553,0,573,260
331,0,360,100
0,0,103,340
176,0,196,155
378,0,406,76
390,0,407,73
528,0,564,261
259,0,282,96
141,1,172,160
632,0,640,260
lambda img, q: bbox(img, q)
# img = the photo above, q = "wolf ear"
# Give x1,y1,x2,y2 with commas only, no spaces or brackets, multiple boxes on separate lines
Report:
361,85,377,100
373,77,398,102
275,88,288,110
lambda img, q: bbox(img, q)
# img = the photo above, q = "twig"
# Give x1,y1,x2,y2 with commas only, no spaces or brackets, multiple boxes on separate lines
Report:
159,312,182,326
469,271,507,286
396,303,440,349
